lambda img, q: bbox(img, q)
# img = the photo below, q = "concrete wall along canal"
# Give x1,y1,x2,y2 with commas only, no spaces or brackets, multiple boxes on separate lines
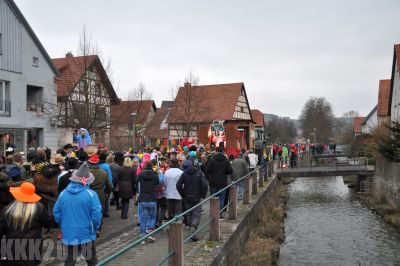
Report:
185,171,279,266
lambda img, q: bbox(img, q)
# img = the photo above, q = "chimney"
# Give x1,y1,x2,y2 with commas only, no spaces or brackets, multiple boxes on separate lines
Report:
66,52,73,58
184,82,191,87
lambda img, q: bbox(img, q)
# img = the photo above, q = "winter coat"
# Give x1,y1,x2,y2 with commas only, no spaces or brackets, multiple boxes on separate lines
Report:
118,166,136,199
53,182,102,245
0,202,52,266
89,166,112,207
36,164,60,203
205,152,233,189
176,166,208,204
231,158,250,182
58,170,73,194
110,164,121,190
137,167,159,203
164,167,183,200
99,162,113,189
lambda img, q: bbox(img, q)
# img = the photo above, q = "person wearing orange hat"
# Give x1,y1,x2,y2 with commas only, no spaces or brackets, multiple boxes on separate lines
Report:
0,182,52,265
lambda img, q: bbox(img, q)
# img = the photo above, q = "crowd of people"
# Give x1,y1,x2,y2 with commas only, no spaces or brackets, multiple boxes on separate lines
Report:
272,142,338,168
0,139,268,265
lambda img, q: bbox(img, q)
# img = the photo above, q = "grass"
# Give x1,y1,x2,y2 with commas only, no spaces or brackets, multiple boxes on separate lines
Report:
240,182,287,265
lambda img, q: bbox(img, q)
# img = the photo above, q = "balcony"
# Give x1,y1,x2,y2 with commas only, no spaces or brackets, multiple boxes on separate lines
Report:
0,100,11,117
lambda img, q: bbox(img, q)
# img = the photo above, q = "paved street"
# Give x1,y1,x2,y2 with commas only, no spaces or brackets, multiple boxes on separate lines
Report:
41,199,211,266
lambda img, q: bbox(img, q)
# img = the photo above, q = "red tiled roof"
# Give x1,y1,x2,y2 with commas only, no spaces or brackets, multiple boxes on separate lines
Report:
111,100,156,125
52,55,118,104
144,107,170,139
377,79,391,117
167,83,251,124
251,109,264,127
353,117,365,134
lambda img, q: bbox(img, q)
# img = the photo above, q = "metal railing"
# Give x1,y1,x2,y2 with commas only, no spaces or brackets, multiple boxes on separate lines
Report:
277,155,375,173
97,160,275,266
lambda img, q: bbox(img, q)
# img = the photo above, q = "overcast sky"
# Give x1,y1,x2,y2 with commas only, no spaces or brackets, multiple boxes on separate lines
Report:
15,0,400,119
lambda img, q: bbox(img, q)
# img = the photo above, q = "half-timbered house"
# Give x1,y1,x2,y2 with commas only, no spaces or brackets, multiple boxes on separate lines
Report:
167,82,255,151
52,53,119,146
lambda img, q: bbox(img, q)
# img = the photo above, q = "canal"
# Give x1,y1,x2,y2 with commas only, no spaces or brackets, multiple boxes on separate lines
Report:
279,176,400,265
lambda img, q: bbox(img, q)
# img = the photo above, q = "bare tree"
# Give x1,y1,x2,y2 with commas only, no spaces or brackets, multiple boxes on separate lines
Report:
44,25,117,144
299,97,335,143
169,72,212,140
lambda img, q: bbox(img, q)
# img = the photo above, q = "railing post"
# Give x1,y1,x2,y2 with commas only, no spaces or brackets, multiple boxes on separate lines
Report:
264,164,269,182
258,168,263,187
252,172,257,195
168,221,184,266
228,186,237,220
243,177,250,205
210,197,220,241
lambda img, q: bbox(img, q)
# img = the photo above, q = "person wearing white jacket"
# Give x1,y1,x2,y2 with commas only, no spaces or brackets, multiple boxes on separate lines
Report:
163,158,183,219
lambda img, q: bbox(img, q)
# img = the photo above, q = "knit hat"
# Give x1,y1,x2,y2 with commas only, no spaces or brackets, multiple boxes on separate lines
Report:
188,151,196,158
9,182,41,203
7,166,21,179
69,163,94,186
183,160,193,170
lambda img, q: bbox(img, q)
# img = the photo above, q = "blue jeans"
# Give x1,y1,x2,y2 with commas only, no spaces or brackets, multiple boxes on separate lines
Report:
210,187,225,211
237,181,244,200
121,199,130,218
139,202,157,237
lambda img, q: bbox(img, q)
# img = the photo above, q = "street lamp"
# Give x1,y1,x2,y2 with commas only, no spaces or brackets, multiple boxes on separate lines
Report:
130,112,137,150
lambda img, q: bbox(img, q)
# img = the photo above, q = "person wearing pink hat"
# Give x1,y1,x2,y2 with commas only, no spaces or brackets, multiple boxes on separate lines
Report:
0,182,52,265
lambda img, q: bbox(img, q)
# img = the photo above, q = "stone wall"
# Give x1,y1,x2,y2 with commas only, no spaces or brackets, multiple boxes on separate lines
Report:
374,159,400,206
210,177,278,266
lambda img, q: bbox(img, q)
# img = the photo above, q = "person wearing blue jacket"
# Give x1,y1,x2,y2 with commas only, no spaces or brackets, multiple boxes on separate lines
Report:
99,152,113,217
53,162,102,266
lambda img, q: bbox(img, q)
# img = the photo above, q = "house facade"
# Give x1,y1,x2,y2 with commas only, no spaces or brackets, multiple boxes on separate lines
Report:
52,54,119,147
353,116,365,138
389,44,400,123
110,100,156,150
361,106,377,134
0,0,59,155
167,82,255,151
144,101,172,147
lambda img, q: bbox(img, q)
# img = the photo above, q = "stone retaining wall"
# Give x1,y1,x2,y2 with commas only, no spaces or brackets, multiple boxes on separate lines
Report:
374,160,400,206
209,176,278,266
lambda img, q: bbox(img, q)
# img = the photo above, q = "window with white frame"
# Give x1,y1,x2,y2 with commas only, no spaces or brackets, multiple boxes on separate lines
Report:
0,81,10,115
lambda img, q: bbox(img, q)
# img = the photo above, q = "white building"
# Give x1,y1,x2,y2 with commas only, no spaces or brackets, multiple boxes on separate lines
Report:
0,0,59,155
390,44,400,123
361,106,377,134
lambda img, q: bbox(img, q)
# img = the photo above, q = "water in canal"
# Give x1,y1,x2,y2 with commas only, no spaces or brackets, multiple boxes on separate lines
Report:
279,176,400,266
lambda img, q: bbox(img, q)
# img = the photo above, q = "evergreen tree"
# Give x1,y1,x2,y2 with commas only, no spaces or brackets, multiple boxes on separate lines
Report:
378,122,400,162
